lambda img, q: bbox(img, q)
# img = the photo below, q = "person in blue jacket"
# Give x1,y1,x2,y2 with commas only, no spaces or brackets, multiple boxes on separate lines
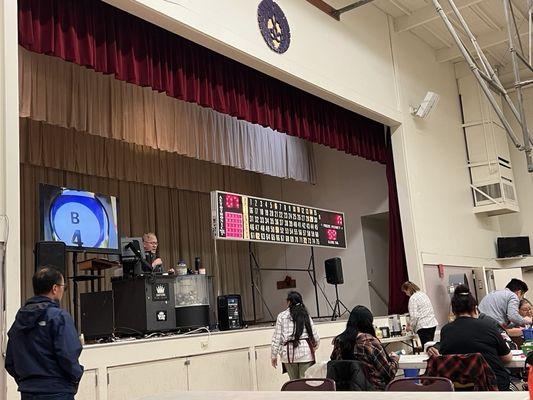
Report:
6,266,84,400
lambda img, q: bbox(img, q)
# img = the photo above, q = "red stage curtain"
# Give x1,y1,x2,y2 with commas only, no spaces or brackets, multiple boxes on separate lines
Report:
18,0,386,163
18,0,408,313
386,130,409,314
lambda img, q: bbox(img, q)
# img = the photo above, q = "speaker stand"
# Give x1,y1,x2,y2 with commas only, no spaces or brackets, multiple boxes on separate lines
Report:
72,251,79,331
331,283,349,321
247,243,334,324
69,250,98,332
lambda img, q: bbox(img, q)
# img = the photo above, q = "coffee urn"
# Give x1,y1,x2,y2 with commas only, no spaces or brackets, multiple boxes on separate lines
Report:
389,314,402,336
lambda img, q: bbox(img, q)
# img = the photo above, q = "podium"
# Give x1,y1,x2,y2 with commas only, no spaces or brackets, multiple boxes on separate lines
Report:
112,276,176,334
77,258,119,292
78,258,119,271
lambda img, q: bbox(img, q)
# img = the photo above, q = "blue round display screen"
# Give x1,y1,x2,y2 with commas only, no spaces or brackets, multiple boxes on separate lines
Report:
49,190,109,248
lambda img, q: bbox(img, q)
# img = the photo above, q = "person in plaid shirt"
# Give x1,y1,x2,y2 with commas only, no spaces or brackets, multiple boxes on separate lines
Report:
271,291,319,379
331,306,399,390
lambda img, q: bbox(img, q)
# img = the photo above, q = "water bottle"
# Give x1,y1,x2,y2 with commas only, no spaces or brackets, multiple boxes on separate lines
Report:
194,257,201,272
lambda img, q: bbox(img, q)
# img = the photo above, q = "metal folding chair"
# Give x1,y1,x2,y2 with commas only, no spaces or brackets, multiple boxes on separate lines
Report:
281,378,336,391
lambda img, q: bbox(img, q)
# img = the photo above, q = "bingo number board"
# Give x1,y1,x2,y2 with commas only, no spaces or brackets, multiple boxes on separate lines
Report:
211,191,346,249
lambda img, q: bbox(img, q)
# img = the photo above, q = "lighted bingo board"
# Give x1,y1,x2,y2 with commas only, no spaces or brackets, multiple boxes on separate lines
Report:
211,191,346,249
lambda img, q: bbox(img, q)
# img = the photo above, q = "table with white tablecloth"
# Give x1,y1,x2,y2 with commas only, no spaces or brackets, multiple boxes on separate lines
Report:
399,351,527,370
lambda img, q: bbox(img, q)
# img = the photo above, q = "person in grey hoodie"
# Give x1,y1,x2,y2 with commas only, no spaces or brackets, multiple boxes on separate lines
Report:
6,266,84,400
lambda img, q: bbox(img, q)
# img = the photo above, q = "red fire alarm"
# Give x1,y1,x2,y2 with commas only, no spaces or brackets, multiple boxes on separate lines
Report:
438,264,445,278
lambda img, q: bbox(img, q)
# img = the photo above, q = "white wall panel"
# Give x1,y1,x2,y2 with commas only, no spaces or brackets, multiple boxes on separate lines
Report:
107,358,188,400
76,369,99,400
188,349,253,391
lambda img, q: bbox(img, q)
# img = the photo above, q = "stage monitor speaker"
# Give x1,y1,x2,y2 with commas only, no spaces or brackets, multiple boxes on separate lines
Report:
325,257,343,285
35,241,67,276
81,291,114,339
217,294,243,331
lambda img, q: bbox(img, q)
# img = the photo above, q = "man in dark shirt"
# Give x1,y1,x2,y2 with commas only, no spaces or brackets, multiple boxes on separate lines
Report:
6,266,84,399
142,232,175,274
143,232,164,273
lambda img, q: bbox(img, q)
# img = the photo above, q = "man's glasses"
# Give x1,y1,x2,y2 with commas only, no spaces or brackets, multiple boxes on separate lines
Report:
144,241,158,245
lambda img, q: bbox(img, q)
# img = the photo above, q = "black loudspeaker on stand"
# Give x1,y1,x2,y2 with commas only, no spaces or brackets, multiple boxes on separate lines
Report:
325,257,349,321
35,241,100,331
81,291,114,339
34,241,67,276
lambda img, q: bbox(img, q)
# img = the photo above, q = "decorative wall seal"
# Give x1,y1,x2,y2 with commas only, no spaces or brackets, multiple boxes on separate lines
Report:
257,0,290,54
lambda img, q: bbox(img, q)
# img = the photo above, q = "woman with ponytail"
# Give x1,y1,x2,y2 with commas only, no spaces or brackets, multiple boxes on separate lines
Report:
271,291,320,379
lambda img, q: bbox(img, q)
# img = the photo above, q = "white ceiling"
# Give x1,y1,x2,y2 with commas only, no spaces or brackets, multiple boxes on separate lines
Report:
325,0,532,86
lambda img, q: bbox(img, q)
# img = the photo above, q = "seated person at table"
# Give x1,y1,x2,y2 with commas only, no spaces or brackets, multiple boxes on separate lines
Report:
505,298,532,347
142,233,174,274
331,305,399,391
477,312,515,349
506,298,532,336
429,285,512,391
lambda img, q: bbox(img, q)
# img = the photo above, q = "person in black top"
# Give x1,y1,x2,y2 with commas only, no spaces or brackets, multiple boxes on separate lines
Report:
429,285,512,391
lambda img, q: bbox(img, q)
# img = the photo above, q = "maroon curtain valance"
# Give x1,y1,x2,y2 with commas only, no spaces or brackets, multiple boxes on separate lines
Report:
18,0,386,163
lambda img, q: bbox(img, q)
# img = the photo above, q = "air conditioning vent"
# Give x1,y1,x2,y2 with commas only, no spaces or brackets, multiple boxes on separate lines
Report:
458,72,519,216
503,183,516,201
474,183,501,203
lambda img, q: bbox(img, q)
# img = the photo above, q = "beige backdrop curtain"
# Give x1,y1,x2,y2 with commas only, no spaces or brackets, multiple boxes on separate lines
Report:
20,120,262,320
19,47,316,184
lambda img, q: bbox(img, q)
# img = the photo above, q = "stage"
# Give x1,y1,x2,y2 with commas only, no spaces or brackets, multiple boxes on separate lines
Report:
76,317,416,400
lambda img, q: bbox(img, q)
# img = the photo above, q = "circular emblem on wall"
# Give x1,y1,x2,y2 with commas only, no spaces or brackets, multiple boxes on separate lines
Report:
257,0,291,54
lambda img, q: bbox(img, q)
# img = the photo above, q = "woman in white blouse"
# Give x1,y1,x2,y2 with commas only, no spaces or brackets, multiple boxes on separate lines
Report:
401,281,438,347
271,291,320,380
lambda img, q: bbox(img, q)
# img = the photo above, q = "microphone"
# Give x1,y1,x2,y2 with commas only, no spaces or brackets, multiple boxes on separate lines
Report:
125,242,141,258
126,241,152,273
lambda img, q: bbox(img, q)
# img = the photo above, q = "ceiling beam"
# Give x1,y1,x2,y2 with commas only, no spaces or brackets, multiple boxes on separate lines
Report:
469,4,501,31
305,0,340,20
305,0,375,19
510,0,528,21
394,0,484,32
422,26,453,47
497,58,533,76
333,0,376,18
436,24,530,62
498,65,533,88
389,0,412,16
